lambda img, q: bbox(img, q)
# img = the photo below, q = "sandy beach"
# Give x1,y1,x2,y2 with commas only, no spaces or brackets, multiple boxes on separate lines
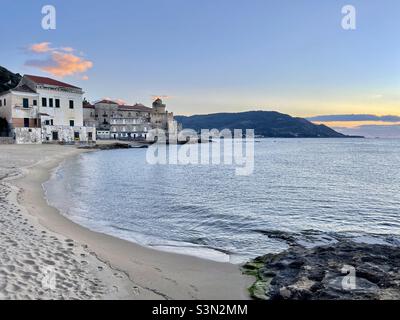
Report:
0,144,251,300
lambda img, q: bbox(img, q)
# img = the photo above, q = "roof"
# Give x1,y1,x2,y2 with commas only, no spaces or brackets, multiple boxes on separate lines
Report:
83,103,95,109
95,99,118,105
118,104,152,112
11,84,37,94
24,75,81,89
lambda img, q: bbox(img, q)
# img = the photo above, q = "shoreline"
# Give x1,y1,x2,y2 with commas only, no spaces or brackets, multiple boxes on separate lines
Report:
1,144,252,300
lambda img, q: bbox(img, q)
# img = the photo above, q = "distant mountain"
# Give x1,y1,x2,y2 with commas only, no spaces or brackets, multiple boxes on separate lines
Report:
0,66,22,93
308,114,400,123
333,124,400,139
175,111,355,138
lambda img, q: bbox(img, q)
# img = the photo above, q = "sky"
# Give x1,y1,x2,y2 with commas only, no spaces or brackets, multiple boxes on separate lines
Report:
0,0,399,126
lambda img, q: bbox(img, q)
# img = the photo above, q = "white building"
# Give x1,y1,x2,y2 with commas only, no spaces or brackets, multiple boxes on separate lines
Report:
0,75,96,144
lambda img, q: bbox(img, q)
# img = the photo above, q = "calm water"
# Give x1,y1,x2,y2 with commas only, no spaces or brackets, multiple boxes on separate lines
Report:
45,139,400,263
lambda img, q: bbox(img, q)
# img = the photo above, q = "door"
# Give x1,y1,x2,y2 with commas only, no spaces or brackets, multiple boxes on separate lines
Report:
52,131,58,141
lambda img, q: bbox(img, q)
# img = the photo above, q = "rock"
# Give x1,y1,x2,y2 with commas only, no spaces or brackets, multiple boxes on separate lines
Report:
243,240,400,300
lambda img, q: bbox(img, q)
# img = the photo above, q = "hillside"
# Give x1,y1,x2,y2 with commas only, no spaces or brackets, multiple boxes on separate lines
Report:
175,111,350,138
0,66,21,93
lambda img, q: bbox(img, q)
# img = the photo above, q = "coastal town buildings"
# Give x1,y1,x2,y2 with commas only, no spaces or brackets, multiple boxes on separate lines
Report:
83,98,178,140
0,73,179,144
0,75,96,144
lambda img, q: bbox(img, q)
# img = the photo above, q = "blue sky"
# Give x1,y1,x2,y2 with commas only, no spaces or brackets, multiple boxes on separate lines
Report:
0,0,399,117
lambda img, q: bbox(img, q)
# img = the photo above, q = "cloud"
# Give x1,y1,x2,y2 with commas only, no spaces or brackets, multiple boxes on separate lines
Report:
307,114,400,122
115,99,127,105
28,42,76,54
61,47,75,53
30,42,52,53
369,94,383,99
151,95,172,100
334,124,400,138
100,97,127,105
25,43,93,78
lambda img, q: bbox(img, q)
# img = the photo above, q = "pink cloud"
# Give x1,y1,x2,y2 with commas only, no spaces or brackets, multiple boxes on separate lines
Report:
26,43,93,78
26,51,93,78
100,97,127,105
30,42,52,53
115,98,127,105
151,95,172,100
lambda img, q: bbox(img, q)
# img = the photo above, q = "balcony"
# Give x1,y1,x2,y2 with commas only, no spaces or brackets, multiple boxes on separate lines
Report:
14,105,39,118
14,104,35,110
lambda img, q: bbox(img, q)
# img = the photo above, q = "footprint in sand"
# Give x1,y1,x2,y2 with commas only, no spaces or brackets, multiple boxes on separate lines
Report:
23,260,35,266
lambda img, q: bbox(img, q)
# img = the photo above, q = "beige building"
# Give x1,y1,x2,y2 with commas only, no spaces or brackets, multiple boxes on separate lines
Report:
83,98,178,140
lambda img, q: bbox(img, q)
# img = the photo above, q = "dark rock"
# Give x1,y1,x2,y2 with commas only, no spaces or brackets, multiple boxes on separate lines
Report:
243,240,400,300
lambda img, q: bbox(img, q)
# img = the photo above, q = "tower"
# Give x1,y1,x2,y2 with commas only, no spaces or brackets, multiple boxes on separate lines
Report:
152,98,166,113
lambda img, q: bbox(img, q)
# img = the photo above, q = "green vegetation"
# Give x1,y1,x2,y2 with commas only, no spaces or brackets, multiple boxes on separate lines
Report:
242,259,270,300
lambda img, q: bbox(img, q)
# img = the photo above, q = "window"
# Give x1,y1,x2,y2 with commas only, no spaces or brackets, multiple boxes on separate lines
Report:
49,98,54,108
51,119,54,126
3,99,5,106
33,100,37,106
55,99,60,108
70,120,75,127
42,98,47,107
23,98,29,108
74,132,80,140
0,100,2,107
45,120,50,125
69,100,74,109
24,118,29,128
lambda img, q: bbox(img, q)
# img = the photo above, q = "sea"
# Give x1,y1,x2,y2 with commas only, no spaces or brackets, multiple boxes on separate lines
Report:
44,139,400,263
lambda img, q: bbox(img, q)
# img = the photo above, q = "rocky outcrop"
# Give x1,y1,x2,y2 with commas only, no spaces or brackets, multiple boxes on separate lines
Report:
243,232,400,300
0,66,21,93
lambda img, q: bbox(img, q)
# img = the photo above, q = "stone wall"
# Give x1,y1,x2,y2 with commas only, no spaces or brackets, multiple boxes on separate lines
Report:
14,128,42,144
0,137,14,144
11,126,96,144
41,125,96,144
